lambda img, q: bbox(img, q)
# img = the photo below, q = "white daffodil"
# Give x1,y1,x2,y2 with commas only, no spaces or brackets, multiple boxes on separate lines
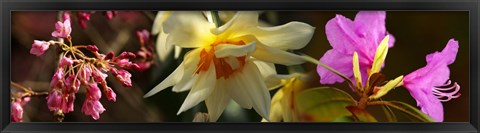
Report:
144,11,315,122
151,11,182,61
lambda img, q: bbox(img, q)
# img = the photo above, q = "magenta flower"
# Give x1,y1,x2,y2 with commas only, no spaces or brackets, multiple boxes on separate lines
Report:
62,94,75,113
81,98,105,120
51,19,72,38
77,12,91,29
403,39,460,122
92,68,108,83
317,11,395,85
65,75,80,93
30,40,50,56
111,68,132,87
11,100,23,122
87,83,102,100
50,68,64,88
105,87,117,102
46,89,63,112
59,56,73,67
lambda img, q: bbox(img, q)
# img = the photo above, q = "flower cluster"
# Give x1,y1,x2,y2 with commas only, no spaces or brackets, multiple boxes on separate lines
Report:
316,11,460,122
29,13,137,120
11,96,30,122
134,29,155,71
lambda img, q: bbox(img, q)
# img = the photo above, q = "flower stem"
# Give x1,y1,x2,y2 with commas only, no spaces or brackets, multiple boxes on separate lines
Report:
300,54,355,88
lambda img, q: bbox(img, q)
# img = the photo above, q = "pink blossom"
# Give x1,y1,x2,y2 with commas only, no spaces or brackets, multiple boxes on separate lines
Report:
105,11,118,20
77,12,91,29
403,39,460,122
46,89,63,112
51,19,72,38
116,58,133,68
81,98,105,120
50,68,64,88
112,68,132,87
59,56,73,67
62,94,75,113
62,12,71,21
105,87,117,102
136,62,151,72
11,100,24,122
30,40,50,56
87,83,102,100
79,66,92,82
136,29,150,46
65,75,80,93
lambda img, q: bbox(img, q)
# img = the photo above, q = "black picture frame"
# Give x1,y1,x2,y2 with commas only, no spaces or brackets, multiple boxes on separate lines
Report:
1,0,479,132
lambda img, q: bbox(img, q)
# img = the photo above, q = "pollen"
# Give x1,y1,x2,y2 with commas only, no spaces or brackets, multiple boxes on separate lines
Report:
195,41,247,79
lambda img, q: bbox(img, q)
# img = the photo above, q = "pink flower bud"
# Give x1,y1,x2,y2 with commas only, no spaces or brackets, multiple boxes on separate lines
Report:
46,89,63,112
30,40,50,56
92,68,108,83
136,29,150,46
105,11,117,20
11,100,24,122
51,19,72,38
116,58,132,68
87,83,102,100
105,87,116,102
81,98,105,120
65,75,80,93
86,45,99,52
105,52,115,60
77,12,91,29
136,62,152,72
62,12,71,21
59,56,73,67
112,68,132,87
50,68,64,88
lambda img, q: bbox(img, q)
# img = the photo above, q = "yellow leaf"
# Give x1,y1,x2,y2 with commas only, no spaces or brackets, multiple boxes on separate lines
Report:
369,75,403,100
370,35,390,76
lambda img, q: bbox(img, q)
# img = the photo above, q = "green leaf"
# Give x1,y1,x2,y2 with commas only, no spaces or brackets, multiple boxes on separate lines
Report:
346,106,378,122
380,101,435,122
294,87,356,122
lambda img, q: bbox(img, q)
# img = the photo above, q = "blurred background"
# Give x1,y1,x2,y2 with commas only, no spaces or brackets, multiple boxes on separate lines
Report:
11,11,469,122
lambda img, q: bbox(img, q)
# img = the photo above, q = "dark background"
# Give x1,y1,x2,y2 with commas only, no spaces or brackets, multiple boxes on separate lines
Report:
10,11,469,122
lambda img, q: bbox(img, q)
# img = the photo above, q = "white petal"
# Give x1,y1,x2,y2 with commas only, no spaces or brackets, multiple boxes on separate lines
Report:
205,78,231,122
251,22,315,50
155,31,172,62
151,11,173,35
252,43,306,66
211,11,259,38
144,63,184,98
177,62,216,115
227,75,253,109
174,46,182,59
172,49,201,92
214,41,256,58
163,11,216,48
234,61,271,120
252,59,276,79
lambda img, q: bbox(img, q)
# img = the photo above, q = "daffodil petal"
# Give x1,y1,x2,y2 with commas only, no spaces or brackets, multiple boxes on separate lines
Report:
227,74,253,109
214,41,256,58
151,11,172,35
155,31,171,62
144,63,184,98
251,22,315,50
252,59,276,79
212,11,259,36
174,46,182,59
237,61,271,120
177,63,216,115
163,11,215,48
172,49,201,92
252,43,306,66
205,78,231,122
